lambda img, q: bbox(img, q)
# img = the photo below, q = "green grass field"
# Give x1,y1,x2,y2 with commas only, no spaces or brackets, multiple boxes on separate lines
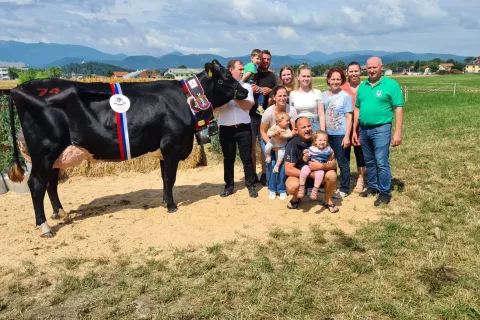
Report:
1,75,479,319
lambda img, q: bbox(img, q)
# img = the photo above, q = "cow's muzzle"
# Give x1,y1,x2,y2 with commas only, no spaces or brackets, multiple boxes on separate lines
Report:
233,81,248,100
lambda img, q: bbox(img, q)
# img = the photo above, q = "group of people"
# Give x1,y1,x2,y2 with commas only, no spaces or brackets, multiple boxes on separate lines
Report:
215,49,404,213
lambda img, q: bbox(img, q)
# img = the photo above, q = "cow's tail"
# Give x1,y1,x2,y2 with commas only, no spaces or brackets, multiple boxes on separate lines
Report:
7,94,25,182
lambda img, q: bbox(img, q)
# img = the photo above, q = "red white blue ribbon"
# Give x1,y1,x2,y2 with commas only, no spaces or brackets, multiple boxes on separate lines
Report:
110,83,131,161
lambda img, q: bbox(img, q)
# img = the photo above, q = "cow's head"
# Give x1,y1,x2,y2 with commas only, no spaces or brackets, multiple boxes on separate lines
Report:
201,60,248,108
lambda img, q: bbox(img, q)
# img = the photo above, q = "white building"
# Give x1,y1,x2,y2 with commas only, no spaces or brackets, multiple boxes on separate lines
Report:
0,62,28,80
162,68,204,80
384,69,393,76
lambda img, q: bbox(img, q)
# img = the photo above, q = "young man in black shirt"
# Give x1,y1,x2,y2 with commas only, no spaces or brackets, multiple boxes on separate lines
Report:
250,50,279,186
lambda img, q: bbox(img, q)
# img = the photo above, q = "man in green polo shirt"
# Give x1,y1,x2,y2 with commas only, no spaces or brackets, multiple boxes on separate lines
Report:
352,57,404,206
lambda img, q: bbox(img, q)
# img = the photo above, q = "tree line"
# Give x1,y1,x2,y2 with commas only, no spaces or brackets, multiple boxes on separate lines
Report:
7,56,474,83
7,62,133,83
290,57,469,76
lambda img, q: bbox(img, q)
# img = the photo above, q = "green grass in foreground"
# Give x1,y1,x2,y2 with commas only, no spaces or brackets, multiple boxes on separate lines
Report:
0,83,479,319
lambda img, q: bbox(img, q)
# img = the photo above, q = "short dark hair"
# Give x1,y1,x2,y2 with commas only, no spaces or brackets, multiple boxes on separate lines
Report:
347,61,361,71
227,59,241,70
272,85,287,96
326,67,347,85
261,49,271,57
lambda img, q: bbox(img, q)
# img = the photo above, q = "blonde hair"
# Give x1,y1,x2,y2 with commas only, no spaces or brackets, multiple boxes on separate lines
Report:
251,49,262,58
295,65,313,90
312,130,328,145
275,111,290,124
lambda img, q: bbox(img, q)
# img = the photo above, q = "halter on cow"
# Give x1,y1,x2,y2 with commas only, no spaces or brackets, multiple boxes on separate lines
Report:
7,60,248,237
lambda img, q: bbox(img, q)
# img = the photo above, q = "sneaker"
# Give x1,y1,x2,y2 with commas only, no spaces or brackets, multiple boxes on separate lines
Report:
220,187,234,197
265,156,272,163
332,191,347,199
259,173,267,186
248,186,258,198
279,192,288,200
374,193,391,206
268,191,276,200
360,187,378,198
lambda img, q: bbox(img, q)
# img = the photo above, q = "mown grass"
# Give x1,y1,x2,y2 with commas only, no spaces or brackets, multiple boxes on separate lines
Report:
0,78,479,319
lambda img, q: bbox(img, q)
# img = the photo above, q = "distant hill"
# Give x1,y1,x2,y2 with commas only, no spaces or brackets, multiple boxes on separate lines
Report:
0,40,127,67
0,40,469,70
61,62,132,76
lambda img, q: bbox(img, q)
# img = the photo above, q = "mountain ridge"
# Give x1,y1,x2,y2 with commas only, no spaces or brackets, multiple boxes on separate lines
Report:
0,40,468,70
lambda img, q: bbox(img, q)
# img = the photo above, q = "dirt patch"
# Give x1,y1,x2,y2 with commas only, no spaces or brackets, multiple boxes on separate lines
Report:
0,164,381,269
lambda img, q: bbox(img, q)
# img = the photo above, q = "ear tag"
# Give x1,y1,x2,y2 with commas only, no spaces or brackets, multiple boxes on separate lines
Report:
208,70,212,78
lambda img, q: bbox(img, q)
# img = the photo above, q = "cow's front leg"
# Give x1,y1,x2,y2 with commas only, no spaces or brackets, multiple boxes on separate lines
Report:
161,152,179,213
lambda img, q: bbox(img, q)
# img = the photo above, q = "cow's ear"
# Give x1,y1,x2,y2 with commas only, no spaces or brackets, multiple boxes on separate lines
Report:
204,63,214,78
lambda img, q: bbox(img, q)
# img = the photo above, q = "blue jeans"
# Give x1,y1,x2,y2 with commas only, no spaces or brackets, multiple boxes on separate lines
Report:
359,123,392,195
260,139,287,194
329,135,351,193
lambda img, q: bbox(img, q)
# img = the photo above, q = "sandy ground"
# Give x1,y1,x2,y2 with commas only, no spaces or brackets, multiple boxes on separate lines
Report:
0,164,381,268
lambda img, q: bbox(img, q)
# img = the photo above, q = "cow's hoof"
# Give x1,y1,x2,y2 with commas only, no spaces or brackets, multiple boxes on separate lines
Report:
40,231,55,238
39,222,55,238
167,206,178,213
51,208,68,220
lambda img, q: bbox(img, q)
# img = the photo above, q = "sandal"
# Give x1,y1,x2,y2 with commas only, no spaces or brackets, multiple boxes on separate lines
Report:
322,202,339,213
287,198,301,210
297,185,306,198
310,187,318,200
353,180,364,193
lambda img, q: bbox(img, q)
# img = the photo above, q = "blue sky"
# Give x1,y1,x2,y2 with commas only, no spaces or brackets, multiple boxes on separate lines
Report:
0,0,478,57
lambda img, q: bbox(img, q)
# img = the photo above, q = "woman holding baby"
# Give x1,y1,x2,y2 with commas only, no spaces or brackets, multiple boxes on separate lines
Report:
259,85,297,200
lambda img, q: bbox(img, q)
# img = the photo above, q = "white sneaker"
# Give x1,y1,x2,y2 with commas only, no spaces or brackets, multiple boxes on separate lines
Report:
268,191,276,200
279,192,288,200
332,191,347,199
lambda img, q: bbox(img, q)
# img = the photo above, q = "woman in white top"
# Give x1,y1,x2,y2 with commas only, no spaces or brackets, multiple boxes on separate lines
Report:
289,65,325,133
259,85,297,200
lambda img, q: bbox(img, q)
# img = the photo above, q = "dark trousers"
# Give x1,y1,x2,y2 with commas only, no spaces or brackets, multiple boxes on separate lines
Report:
353,145,365,168
329,135,351,193
219,124,256,189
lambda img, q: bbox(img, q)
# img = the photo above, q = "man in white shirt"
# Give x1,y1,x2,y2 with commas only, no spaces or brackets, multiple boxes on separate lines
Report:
217,60,258,198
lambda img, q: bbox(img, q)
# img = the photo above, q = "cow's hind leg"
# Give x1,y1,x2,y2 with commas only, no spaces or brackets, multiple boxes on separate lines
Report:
28,163,55,237
160,159,167,205
162,152,180,213
47,168,69,221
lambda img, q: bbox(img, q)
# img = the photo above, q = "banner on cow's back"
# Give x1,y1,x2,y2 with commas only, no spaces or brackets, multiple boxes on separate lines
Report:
110,83,131,161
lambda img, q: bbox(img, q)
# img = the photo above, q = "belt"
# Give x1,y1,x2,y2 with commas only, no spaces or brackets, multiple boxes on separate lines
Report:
360,122,391,129
222,123,250,128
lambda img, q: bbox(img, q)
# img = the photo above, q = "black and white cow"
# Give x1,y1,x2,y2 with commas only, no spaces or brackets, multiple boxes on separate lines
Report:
8,60,248,237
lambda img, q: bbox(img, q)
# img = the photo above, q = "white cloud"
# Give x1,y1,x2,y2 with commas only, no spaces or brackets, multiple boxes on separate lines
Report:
0,0,478,57
341,6,365,24
276,26,299,40
314,33,359,52
0,0,33,3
